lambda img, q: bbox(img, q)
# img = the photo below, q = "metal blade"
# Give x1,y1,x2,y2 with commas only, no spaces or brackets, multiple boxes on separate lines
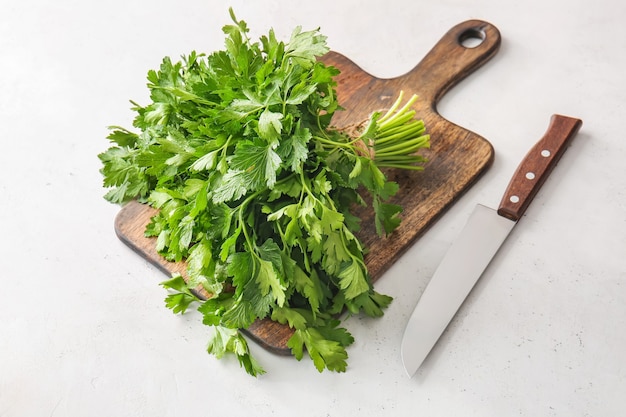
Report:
401,204,515,377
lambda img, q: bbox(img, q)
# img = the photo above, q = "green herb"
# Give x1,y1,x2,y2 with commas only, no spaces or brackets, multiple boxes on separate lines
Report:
99,8,429,376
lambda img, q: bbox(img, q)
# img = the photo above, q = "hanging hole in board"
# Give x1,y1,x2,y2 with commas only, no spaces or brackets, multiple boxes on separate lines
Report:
459,28,486,48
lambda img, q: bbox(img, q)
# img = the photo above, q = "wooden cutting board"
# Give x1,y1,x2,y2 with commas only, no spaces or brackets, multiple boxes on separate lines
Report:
114,20,501,355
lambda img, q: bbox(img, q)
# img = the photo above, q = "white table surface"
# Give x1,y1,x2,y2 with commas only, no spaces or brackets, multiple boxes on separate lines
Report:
1,0,624,415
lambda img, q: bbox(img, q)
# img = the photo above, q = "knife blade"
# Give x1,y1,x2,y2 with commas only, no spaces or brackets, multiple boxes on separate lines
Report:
400,114,583,377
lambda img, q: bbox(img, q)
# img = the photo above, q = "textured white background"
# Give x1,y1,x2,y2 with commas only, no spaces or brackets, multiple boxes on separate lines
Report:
1,0,624,416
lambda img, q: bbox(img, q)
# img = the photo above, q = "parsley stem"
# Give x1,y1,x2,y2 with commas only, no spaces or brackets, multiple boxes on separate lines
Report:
375,123,423,140
377,94,419,129
377,111,416,131
315,111,331,140
236,189,263,256
377,91,404,124
373,123,425,146
375,163,426,170
374,135,429,156
374,152,424,166
219,135,234,160
313,135,362,162
313,135,351,148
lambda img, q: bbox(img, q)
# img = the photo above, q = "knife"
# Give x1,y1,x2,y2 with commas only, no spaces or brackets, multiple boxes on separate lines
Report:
400,114,583,377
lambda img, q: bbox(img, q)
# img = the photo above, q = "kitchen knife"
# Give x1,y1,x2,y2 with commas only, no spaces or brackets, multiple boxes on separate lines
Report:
400,114,583,377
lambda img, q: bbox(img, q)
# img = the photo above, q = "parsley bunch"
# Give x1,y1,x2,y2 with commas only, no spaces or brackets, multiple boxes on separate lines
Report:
99,9,429,376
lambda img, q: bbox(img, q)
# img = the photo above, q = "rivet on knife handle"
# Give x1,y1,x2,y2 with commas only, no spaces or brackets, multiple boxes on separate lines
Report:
497,115,583,221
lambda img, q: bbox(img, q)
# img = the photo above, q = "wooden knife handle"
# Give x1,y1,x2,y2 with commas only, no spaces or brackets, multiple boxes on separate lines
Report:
497,114,583,221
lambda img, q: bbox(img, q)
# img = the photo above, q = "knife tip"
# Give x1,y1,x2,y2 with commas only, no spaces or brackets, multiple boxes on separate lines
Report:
401,352,420,378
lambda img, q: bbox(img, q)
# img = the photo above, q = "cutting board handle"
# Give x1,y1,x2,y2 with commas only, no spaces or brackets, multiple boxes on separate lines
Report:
402,20,501,108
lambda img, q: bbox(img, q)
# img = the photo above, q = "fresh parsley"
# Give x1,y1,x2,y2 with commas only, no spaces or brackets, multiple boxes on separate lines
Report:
99,8,429,376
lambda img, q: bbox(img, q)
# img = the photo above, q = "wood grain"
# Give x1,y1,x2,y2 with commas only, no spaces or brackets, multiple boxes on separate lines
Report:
114,20,501,355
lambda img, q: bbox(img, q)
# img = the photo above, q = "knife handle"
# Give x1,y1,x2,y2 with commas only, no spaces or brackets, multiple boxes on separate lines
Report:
497,114,583,221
